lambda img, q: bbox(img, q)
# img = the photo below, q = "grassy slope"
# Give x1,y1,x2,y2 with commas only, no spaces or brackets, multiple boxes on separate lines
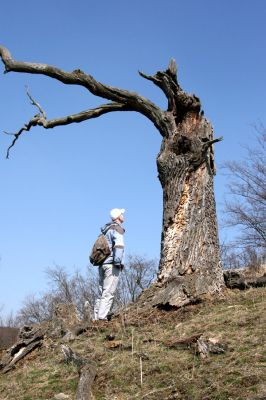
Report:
0,288,265,400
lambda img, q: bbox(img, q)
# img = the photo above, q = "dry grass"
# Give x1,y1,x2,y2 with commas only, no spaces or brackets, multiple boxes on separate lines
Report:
0,287,265,400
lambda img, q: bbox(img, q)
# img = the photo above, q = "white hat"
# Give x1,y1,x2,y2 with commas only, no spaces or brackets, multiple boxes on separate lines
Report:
110,208,125,220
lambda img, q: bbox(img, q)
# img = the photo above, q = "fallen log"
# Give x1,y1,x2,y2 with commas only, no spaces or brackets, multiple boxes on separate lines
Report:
0,303,84,374
61,345,97,400
196,336,228,359
0,325,44,373
223,270,266,290
163,333,203,348
163,333,228,359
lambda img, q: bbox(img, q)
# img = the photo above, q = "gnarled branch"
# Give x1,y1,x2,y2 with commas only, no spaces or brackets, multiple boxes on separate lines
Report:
139,58,201,116
0,46,167,136
4,89,132,158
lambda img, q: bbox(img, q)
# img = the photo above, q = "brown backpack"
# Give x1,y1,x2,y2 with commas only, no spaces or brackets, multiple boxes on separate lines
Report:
89,233,111,266
89,224,124,266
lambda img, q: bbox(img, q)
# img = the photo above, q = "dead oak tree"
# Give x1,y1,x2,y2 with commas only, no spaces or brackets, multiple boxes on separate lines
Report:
0,46,224,308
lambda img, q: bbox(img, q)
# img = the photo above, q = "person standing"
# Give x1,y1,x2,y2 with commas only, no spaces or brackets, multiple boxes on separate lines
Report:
94,208,125,321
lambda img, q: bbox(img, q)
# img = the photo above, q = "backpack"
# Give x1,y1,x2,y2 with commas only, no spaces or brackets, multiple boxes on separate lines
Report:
89,223,123,266
89,233,111,266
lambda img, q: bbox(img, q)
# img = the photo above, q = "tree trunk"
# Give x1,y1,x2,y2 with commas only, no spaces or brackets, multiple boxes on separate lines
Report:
151,112,224,307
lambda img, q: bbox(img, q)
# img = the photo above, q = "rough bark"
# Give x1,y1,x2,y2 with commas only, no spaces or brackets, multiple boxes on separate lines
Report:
152,114,224,307
139,64,224,306
0,47,225,307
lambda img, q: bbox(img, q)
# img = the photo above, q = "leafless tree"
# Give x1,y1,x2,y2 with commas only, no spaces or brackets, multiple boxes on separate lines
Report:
45,266,98,318
221,242,265,271
0,308,18,328
45,266,74,304
15,266,96,325
115,255,157,306
16,293,53,325
15,255,158,325
0,46,224,308
223,126,266,253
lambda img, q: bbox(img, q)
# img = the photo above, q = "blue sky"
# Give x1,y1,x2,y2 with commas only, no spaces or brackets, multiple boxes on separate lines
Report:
1,0,265,317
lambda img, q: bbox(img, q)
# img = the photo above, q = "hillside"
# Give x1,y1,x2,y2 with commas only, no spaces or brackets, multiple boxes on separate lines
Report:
0,287,265,400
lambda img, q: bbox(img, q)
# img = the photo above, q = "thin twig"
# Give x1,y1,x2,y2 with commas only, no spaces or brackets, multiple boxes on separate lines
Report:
25,86,46,119
4,116,40,159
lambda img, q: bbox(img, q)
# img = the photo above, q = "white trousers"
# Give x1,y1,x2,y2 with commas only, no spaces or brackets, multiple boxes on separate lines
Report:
94,264,121,320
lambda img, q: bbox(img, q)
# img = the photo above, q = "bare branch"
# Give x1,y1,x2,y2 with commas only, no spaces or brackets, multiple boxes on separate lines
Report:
139,68,178,112
4,102,131,158
203,136,223,151
138,71,160,85
0,46,167,135
5,116,40,159
25,86,46,119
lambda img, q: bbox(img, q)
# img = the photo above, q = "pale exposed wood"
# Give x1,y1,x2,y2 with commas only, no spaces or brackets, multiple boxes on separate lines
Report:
153,114,224,306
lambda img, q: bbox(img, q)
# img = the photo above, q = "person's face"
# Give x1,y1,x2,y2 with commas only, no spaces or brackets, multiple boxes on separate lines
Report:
118,213,125,223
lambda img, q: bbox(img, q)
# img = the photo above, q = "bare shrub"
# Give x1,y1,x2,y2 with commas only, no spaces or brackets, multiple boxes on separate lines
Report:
115,255,157,307
16,266,98,326
221,242,265,273
15,255,157,325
